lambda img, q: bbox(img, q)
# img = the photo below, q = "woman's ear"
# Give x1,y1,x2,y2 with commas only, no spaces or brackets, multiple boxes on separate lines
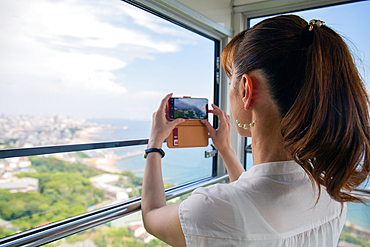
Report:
241,74,253,110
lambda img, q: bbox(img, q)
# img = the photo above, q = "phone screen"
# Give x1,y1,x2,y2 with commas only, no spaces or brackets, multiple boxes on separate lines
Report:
168,98,208,120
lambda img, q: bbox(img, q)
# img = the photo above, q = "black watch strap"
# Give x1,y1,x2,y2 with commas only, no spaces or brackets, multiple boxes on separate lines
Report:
144,148,165,159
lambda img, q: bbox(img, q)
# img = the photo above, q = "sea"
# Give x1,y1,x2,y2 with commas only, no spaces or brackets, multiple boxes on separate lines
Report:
87,118,213,185
88,118,370,231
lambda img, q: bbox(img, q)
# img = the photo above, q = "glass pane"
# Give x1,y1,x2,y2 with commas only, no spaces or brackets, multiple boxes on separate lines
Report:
62,194,190,247
0,0,215,147
249,1,370,245
339,200,370,247
53,195,191,246
0,144,212,238
0,0,215,239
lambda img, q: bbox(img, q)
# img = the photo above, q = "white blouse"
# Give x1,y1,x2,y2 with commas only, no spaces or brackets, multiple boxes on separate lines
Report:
179,160,346,247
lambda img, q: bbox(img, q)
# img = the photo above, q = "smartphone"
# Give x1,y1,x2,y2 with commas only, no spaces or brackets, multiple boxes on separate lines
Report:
167,97,208,120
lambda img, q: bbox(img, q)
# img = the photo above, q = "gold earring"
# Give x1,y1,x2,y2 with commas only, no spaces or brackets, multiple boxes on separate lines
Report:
235,108,257,130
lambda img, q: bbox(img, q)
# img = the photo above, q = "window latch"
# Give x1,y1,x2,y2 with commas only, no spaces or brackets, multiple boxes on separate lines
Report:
205,144,218,158
245,144,252,153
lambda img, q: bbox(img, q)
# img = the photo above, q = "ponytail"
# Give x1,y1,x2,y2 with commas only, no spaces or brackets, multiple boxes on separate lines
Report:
281,23,370,203
222,15,370,203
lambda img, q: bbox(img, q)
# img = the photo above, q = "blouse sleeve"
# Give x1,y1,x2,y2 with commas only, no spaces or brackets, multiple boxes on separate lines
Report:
178,184,239,246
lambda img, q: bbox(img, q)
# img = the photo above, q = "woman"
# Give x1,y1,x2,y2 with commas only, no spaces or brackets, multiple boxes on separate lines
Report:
141,15,370,246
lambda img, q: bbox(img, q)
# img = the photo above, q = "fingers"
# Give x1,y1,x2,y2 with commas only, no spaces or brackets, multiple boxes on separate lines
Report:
201,119,215,135
158,93,173,113
170,118,185,128
210,104,223,115
207,104,232,130
202,105,232,153
209,104,227,120
227,114,231,124
210,104,229,125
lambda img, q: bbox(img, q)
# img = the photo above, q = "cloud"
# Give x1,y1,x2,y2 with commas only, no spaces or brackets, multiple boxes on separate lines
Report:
0,0,188,97
26,0,183,52
0,0,207,119
60,71,128,96
119,3,192,37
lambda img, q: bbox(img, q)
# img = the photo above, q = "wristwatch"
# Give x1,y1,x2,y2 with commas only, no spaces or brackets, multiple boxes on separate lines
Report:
144,148,165,159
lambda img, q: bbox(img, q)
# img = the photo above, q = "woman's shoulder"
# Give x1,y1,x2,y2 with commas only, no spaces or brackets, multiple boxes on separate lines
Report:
179,180,258,223
186,182,237,204
179,183,253,239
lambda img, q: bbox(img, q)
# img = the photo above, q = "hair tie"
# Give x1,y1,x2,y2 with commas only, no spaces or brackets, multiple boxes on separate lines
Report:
308,19,325,31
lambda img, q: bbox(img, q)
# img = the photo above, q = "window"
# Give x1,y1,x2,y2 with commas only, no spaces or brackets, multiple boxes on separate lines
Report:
0,0,219,242
38,193,193,247
248,2,370,245
0,0,215,146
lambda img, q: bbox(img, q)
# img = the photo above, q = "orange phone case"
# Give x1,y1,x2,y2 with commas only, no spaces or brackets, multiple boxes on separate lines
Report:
166,120,208,148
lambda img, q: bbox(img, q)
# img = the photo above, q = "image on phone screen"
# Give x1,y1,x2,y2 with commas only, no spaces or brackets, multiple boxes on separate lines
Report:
169,98,208,119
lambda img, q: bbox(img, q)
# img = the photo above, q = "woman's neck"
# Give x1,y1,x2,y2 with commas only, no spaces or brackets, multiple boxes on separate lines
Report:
250,109,290,166
251,132,290,166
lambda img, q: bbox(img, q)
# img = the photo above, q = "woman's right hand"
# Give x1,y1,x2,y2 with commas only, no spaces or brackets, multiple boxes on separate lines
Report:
148,93,185,149
201,104,232,153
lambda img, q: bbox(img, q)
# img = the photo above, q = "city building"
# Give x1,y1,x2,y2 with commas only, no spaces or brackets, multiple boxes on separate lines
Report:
0,177,38,193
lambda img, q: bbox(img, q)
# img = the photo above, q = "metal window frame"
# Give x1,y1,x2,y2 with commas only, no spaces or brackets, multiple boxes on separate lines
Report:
0,140,149,159
234,0,359,20
121,0,232,39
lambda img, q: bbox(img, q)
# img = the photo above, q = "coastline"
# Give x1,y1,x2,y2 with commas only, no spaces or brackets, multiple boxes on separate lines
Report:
82,151,144,174
71,125,146,174
72,127,104,143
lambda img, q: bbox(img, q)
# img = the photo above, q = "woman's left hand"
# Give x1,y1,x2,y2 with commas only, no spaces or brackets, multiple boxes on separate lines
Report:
201,104,232,153
148,93,185,149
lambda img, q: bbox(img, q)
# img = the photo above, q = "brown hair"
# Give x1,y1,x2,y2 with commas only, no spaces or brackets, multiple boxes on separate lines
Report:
222,15,370,203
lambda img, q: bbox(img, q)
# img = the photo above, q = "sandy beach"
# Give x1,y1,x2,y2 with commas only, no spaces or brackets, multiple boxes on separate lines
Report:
72,126,104,143
71,126,145,174
82,151,144,174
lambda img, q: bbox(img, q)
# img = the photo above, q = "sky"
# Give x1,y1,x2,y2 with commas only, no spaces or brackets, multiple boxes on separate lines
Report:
0,0,214,120
0,0,369,120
